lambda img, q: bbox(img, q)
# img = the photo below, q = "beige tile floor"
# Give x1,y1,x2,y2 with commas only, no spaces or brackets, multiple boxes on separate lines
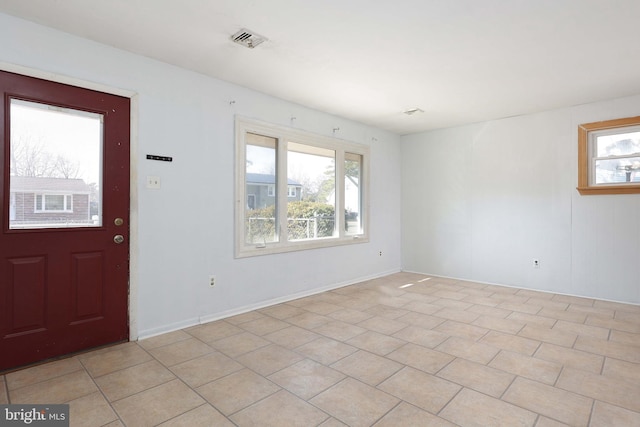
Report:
2,272,640,426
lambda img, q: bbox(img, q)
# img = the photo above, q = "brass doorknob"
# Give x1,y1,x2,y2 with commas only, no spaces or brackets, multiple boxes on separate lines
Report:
113,235,125,244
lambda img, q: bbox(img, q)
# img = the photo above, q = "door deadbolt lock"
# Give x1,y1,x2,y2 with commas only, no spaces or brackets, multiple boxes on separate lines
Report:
113,235,125,244
114,217,124,226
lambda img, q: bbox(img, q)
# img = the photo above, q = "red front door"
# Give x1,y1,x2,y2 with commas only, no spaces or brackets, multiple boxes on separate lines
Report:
0,71,130,371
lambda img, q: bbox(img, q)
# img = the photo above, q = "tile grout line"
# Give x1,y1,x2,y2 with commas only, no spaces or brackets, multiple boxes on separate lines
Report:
531,414,541,426
107,342,209,424
498,372,519,401
498,375,579,426
2,375,9,405
155,403,212,427
434,385,464,420
4,357,86,396
552,365,564,387
78,354,127,426
586,397,596,427
368,400,404,426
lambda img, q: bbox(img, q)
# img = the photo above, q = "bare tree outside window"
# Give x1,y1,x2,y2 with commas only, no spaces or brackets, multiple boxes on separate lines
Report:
10,134,82,179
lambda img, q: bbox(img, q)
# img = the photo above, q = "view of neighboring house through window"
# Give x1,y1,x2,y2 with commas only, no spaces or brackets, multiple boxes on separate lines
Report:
9,99,103,229
244,132,278,245
237,118,369,257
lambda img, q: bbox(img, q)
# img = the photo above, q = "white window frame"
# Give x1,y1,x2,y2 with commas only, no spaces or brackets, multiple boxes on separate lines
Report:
287,185,296,198
35,193,73,213
235,117,369,258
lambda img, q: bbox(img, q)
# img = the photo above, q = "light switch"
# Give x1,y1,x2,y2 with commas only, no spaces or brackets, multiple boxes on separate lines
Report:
146,175,161,189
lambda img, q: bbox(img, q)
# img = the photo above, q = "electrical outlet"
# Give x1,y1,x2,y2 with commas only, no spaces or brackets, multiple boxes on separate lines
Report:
379,251,383,256
533,259,540,269
209,275,216,287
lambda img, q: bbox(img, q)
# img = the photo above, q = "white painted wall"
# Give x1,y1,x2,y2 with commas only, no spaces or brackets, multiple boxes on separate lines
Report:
0,13,402,338
402,96,640,304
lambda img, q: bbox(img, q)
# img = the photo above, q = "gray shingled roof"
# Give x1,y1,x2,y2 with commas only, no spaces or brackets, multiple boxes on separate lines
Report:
10,176,92,193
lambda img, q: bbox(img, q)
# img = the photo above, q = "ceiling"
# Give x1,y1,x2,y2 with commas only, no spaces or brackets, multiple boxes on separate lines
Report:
1,0,640,135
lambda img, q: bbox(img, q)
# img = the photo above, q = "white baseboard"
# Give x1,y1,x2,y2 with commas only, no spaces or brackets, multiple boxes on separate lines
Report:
402,269,640,307
137,268,401,341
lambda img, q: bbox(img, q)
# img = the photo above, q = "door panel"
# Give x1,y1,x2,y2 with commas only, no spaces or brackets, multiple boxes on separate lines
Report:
6,256,46,336
0,70,130,371
70,251,104,323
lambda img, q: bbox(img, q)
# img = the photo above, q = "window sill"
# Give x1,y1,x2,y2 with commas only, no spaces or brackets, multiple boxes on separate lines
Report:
576,185,640,195
236,235,369,258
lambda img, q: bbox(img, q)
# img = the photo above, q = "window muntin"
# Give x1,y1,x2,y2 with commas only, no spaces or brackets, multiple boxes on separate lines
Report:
577,116,640,195
236,118,369,257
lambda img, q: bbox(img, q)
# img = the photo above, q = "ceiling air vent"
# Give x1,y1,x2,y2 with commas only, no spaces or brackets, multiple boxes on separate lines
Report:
231,28,267,49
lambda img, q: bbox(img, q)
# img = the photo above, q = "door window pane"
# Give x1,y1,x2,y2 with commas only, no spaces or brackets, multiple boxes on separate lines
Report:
245,133,278,245
345,153,363,236
9,99,103,229
287,142,335,241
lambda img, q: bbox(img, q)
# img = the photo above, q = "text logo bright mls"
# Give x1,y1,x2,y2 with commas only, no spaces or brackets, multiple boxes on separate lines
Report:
1,405,69,426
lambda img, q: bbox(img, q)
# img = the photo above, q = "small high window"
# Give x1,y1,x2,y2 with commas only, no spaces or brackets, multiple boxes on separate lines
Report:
577,116,640,195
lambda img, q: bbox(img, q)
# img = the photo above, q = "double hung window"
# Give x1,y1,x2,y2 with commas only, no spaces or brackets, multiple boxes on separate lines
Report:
578,116,640,195
236,118,369,257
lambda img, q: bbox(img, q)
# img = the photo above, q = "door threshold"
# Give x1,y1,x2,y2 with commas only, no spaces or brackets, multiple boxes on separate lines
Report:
0,339,129,375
